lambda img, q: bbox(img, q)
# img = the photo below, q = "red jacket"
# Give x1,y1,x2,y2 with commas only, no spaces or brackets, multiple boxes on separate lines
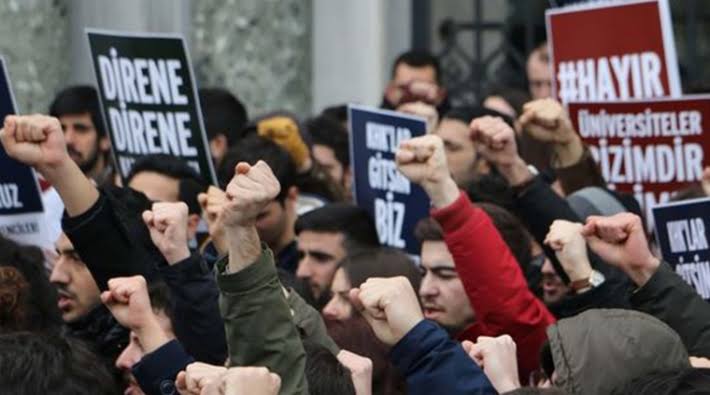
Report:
431,191,556,381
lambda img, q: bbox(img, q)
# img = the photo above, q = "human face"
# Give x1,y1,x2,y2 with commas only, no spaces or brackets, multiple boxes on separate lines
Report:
128,172,180,203
312,144,344,185
393,63,437,86
59,113,105,175
322,268,353,321
296,231,346,300
115,311,174,395
436,118,478,188
419,241,474,333
50,234,101,323
540,258,570,305
255,199,294,255
527,54,552,100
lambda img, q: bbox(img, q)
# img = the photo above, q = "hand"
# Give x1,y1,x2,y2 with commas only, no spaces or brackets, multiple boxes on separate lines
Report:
519,99,583,167
397,101,439,134
142,202,191,265
581,213,660,287
395,135,459,208
223,161,281,228
470,116,520,169
0,114,70,173
100,276,155,331
257,115,311,173
462,336,521,393
690,357,710,368
222,367,282,395
338,350,373,395
198,186,229,256
176,362,227,395
544,220,593,282
349,276,424,346
702,167,710,196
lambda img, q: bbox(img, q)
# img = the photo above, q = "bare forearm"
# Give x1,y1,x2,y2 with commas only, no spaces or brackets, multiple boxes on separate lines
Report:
226,226,262,273
497,156,533,187
135,316,171,354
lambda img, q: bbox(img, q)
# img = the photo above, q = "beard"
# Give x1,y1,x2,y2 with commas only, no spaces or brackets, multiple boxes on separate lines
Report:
68,141,102,174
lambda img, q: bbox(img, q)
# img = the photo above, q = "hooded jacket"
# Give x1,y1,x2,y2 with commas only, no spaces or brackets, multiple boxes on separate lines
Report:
546,309,690,395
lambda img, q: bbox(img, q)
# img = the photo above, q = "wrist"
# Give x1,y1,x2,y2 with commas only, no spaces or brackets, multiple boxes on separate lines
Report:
424,177,460,209
552,135,584,168
37,157,75,184
164,246,191,265
628,256,661,287
226,225,262,273
498,157,532,187
567,263,593,283
495,377,521,393
134,315,170,354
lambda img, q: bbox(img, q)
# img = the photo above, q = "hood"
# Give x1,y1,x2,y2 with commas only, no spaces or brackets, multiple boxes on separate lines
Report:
547,309,690,395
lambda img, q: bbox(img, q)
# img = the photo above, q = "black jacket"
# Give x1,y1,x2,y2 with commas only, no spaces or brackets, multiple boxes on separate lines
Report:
631,262,710,357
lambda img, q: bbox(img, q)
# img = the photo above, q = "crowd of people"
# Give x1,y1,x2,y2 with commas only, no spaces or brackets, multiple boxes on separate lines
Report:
1,38,710,395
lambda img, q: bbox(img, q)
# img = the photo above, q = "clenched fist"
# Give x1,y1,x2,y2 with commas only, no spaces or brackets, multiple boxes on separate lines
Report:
349,276,424,346
198,186,229,256
581,213,660,286
544,220,593,283
142,202,191,265
395,135,459,208
462,335,520,393
101,276,155,332
223,161,281,228
0,114,69,173
518,99,577,145
469,116,519,168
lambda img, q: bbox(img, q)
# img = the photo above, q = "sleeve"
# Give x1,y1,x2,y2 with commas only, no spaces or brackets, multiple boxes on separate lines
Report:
287,288,340,356
389,320,496,395
62,188,161,290
431,191,556,379
631,262,710,357
554,147,606,195
216,247,308,395
132,339,194,395
159,253,227,364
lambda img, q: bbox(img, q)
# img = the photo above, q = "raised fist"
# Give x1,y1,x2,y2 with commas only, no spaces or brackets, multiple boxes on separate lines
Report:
395,135,459,207
518,98,577,145
223,161,281,228
581,213,660,286
223,367,282,395
349,276,424,346
142,202,191,265
176,362,227,395
100,276,154,331
0,114,69,172
462,335,520,393
198,186,229,256
337,350,373,395
544,220,592,282
469,116,519,168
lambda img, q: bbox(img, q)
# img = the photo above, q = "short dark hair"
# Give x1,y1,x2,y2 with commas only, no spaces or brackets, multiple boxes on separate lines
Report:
414,217,444,242
147,281,174,326
217,135,295,202
198,87,248,146
126,154,208,215
611,368,710,395
49,85,106,137
0,331,120,394
303,341,356,395
295,203,379,252
340,247,421,291
320,105,348,125
443,105,515,130
392,50,441,84
482,85,531,118
0,236,62,332
306,115,350,168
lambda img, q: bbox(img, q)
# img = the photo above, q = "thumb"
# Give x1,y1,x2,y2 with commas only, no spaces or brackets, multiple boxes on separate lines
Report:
235,162,251,175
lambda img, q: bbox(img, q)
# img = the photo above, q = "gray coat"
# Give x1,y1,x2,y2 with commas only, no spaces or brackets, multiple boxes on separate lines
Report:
547,309,690,395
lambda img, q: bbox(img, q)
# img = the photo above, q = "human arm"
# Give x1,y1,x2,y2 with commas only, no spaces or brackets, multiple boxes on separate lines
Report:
349,277,496,395
217,161,308,395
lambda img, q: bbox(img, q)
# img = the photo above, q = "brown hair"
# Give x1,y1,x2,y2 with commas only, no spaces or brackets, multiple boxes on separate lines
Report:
339,248,421,292
0,266,31,332
414,217,444,242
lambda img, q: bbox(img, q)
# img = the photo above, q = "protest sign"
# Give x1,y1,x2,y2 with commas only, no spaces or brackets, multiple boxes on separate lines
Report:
87,29,216,184
0,56,47,244
653,197,710,300
568,96,710,224
546,0,681,104
348,105,429,255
